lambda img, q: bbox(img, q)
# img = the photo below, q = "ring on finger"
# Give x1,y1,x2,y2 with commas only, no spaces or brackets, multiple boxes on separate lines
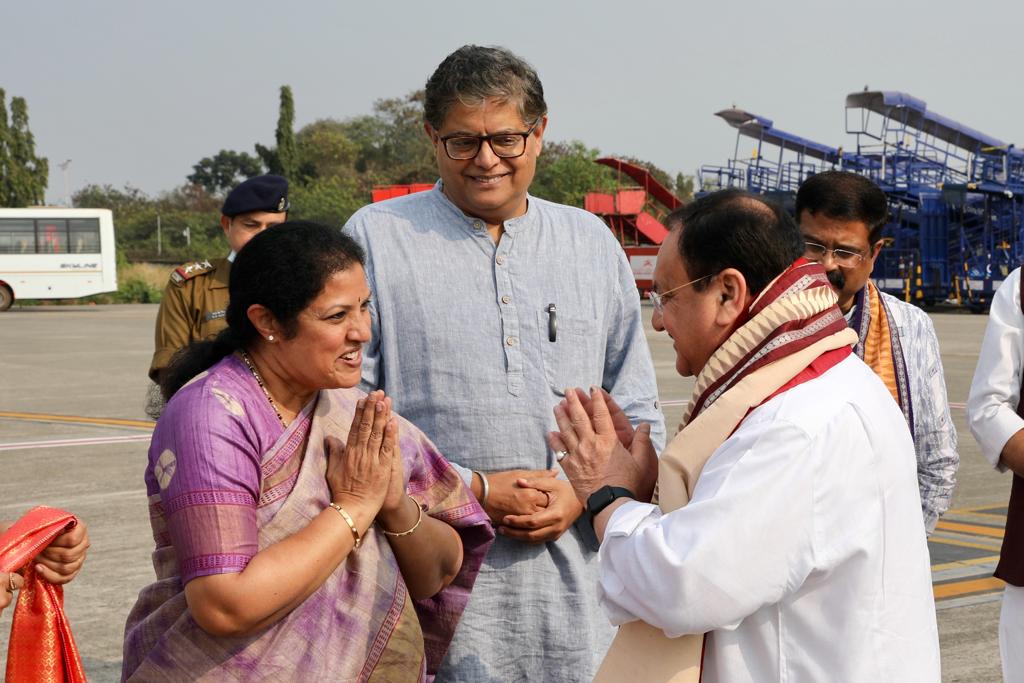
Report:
7,573,15,593
555,450,568,462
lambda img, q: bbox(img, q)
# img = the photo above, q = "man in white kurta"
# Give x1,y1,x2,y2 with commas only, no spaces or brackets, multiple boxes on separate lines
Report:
598,355,939,681
966,266,1024,680
556,191,940,682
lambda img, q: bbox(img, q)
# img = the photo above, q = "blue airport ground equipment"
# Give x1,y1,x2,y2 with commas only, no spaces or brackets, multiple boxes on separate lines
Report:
704,91,1024,309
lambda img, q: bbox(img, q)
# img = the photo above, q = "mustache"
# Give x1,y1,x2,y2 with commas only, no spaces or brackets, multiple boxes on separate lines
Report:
826,269,846,291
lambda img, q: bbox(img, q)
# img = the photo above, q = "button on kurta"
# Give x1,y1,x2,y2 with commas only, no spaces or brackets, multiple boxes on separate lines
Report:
496,255,506,265
501,295,511,304
506,336,518,346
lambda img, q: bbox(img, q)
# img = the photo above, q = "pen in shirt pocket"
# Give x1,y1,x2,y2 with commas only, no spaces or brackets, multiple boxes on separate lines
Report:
547,303,557,342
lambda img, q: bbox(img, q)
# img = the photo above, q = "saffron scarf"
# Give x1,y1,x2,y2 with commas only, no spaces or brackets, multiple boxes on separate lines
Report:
0,506,87,683
595,260,857,683
849,281,915,432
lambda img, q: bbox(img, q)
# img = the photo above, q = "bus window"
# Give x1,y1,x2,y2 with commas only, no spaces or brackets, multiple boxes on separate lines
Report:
69,218,100,253
0,218,35,254
37,220,68,253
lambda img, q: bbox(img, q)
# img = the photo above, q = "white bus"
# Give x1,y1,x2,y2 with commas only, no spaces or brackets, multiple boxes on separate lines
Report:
0,208,117,310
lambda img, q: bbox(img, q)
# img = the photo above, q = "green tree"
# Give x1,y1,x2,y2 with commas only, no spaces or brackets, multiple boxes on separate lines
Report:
531,140,617,207
674,173,695,203
256,85,297,180
340,91,435,185
187,149,263,196
73,183,149,213
288,175,365,227
73,183,223,262
0,90,48,207
294,119,360,181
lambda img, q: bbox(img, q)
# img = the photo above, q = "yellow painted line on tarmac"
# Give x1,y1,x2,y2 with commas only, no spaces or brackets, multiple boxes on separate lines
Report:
935,520,1005,539
0,411,154,430
948,511,1011,522
947,504,1008,515
931,555,1000,572
933,576,1005,600
928,535,1003,552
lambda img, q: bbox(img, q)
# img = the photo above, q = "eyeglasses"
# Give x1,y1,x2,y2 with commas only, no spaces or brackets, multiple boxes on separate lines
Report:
439,121,540,160
803,241,866,268
647,274,714,314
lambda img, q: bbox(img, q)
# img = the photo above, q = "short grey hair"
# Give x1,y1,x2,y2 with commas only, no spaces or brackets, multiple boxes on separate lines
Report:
424,45,547,130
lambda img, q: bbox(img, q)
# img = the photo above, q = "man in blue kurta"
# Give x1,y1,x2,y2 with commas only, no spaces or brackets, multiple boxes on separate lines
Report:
345,45,665,681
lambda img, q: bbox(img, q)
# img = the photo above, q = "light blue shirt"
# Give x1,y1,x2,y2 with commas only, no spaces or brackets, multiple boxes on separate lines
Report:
345,183,665,682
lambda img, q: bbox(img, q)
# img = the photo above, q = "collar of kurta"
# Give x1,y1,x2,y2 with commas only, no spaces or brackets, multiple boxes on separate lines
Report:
432,181,538,236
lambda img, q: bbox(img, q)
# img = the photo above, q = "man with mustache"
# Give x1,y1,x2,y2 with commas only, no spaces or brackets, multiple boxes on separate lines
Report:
555,190,940,681
795,171,959,533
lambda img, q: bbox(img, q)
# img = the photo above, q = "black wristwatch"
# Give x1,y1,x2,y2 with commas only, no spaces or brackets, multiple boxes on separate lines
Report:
575,485,635,552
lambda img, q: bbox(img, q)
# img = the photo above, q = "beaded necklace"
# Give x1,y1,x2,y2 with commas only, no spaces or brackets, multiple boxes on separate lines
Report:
239,351,288,428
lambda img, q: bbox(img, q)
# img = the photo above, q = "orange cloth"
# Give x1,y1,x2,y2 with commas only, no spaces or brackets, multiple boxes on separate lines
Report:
859,281,902,405
0,506,87,683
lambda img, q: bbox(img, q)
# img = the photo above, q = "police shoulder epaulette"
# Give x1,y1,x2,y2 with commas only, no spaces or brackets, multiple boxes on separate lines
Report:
169,260,215,286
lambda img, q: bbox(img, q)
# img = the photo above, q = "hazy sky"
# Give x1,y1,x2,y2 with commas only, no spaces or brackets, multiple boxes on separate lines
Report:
5,0,1023,204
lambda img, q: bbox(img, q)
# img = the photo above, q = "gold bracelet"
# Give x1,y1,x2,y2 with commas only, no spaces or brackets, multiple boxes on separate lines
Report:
329,503,361,549
381,495,424,538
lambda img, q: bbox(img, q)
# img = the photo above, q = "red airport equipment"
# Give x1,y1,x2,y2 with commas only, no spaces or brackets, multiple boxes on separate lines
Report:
371,183,435,203
585,158,684,294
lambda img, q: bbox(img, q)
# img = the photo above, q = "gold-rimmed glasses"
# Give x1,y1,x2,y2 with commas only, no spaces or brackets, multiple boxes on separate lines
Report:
803,241,866,268
647,274,714,314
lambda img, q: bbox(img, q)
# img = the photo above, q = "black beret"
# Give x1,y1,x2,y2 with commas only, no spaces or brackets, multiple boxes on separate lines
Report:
222,175,290,217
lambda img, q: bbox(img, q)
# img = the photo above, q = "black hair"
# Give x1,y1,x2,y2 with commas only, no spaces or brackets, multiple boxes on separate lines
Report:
159,221,365,402
666,190,804,295
424,45,547,130
795,170,889,244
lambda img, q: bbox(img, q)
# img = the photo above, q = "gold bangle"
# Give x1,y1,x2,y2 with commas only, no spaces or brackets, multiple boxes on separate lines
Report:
329,503,361,549
381,495,424,538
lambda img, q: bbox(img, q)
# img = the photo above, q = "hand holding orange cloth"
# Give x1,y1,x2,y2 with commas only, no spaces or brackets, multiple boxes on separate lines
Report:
0,506,88,683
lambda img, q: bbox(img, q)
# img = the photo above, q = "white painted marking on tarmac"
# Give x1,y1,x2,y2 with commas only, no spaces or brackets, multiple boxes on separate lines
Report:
0,434,152,452
936,592,1003,611
0,489,142,512
932,561,1000,583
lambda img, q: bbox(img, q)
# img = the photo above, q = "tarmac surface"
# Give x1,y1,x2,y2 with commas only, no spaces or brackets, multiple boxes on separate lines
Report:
0,302,1010,681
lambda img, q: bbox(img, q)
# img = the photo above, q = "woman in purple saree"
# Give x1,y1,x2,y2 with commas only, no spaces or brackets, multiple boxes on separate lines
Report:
122,222,493,681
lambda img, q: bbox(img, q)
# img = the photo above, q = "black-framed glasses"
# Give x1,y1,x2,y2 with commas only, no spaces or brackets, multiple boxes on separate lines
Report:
803,241,865,268
439,121,540,160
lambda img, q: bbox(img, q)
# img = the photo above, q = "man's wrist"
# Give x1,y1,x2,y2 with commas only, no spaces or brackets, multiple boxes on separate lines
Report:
593,498,633,543
575,485,636,552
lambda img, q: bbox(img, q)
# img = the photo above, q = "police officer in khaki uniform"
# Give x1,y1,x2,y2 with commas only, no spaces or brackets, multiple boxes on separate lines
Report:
148,175,289,382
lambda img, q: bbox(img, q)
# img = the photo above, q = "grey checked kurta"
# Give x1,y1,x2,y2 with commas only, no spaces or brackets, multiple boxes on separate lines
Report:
345,184,665,682
852,290,959,532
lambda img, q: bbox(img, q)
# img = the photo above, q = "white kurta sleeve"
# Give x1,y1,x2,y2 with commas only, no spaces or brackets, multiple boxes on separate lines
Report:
597,419,816,637
968,268,1024,471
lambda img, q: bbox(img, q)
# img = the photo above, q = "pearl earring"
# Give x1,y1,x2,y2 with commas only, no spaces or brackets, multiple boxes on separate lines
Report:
267,335,275,341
